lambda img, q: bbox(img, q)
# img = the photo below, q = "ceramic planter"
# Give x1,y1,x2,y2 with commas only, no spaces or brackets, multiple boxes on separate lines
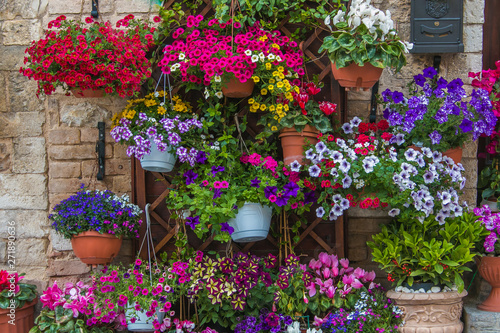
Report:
140,140,177,173
278,125,319,166
0,299,37,333
330,62,383,91
221,77,255,98
70,88,106,98
71,231,122,265
227,203,272,243
442,146,463,164
126,305,166,332
387,289,467,333
477,256,500,312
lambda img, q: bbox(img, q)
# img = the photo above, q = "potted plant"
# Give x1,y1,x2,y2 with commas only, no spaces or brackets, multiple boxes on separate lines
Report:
256,81,338,165
31,281,114,333
167,137,313,243
380,66,497,159
159,16,305,99
110,91,204,172
319,0,411,90
21,14,157,98
49,185,143,265
367,212,485,332
91,258,191,331
235,308,293,333
473,205,500,312
300,117,467,224
0,271,37,333
470,60,500,208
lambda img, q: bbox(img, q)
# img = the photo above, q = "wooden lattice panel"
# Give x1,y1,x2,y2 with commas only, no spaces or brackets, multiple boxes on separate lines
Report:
132,1,347,260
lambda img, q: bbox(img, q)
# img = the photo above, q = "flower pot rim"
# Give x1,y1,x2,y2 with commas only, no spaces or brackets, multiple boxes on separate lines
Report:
71,230,122,239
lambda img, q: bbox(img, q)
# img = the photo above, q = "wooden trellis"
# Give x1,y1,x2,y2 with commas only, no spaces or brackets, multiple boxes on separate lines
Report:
132,0,348,260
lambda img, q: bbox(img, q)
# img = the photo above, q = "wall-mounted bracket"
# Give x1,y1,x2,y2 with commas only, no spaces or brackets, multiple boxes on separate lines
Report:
433,55,442,73
96,122,105,180
369,81,379,123
91,0,99,19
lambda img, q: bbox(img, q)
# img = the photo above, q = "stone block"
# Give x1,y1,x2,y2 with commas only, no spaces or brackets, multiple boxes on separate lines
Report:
48,144,96,160
0,73,7,112
48,259,90,276
48,0,84,14
346,100,370,119
464,0,485,24
0,46,26,70
463,24,483,53
60,102,110,127
348,217,386,234
15,238,49,267
0,241,5,263
49,161,81,179
48,128,81,145
463,302,500,333
47,98,60,128
12,137,46,173
461,157,478,190
0,139,13,172
1,19,41,45
0,174,47,209
115,0,151,13
80,128,99,142
112,175,132,193
346,247,367,262
8,73,45,114
83,0,113,14
0,0,45,20
105,159,131,176
0,210,49,238
50,230,72,251
0,112,45,138
463,140,478,159
348,207,391,218
114,144,131,159
48,178,86,194
461,188,478,209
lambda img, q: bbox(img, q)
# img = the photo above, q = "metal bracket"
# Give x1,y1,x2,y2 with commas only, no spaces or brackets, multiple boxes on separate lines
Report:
433,55,442,73
96,122,105,180
91,0,99,18
369,81,379,123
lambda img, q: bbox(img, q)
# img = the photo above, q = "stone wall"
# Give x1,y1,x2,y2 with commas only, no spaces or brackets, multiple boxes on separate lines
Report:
0,0,487,297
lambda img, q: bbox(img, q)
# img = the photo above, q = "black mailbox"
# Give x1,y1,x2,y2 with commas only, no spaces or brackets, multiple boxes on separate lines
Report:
410,0,464,53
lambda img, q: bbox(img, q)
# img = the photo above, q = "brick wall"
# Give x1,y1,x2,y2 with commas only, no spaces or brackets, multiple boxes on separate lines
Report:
0,0,487,295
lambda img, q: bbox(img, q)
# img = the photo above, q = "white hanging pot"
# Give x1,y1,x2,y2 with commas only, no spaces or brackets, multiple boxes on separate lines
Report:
126,304,166,332
480,198,500,213
227,203,272,243
140,140,177,172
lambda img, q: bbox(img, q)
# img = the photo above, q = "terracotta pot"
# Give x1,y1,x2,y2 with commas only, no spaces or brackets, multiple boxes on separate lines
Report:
71,231,122,265
330,62,383,91
408,145,463,164
221,77,255,98
0,299,37,333
387,289,467,333
71,88,106,98
279,125,319,165
477,256,500,312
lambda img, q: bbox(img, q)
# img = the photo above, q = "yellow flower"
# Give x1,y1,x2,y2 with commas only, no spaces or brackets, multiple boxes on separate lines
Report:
285,92,293,99
284,104,289,111
278,66,285,72
260,89,268,96
260,104,267,111
278,73,285,79
274,115,279,120
269,105,276,112
253,102,260,110
276,81,284,88
272,71,279,77
269,79,276,84
252,76,260,83
248,98,255,104
268,85,274,91
157,106,167,115
259,35,268,41
144,99,158,107
265,63,272,70
276,104,283,110
271,126,278,131
271,43,280,49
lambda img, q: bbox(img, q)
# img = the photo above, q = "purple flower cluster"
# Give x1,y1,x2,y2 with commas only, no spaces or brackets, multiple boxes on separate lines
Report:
235,309,293,333
474,205,500,254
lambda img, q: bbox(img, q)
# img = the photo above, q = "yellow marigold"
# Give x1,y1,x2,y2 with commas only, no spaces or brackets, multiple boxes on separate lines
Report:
260,89,268,96
252,76,260,83
248,98,255,104
157,106,167,115
271,126,278,131
260,104,267,111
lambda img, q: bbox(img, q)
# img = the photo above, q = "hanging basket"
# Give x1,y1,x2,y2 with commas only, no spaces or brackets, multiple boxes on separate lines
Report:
140,140,177,173
221,77,255,98
228,203,272,243
279,125,319,166
70,88,106,98
70,231,122,265
330,62,383,91
126,304,166,332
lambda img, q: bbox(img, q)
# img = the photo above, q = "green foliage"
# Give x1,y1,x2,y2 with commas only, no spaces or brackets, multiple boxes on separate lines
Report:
479,160,500,207
29,307,113,333
0,282,37,309
368,212,485,292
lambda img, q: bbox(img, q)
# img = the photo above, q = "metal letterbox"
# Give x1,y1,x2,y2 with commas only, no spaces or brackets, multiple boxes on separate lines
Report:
410,0,464,53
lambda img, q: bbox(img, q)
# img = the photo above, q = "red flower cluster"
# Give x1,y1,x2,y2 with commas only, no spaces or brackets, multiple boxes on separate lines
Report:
21,15,156,97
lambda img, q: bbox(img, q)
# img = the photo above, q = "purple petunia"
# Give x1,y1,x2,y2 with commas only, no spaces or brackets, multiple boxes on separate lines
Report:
184,170,198,185
250,177,261,188
429,130,442,145
186,216,200,230
220,222,234,234
264,186,277,199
